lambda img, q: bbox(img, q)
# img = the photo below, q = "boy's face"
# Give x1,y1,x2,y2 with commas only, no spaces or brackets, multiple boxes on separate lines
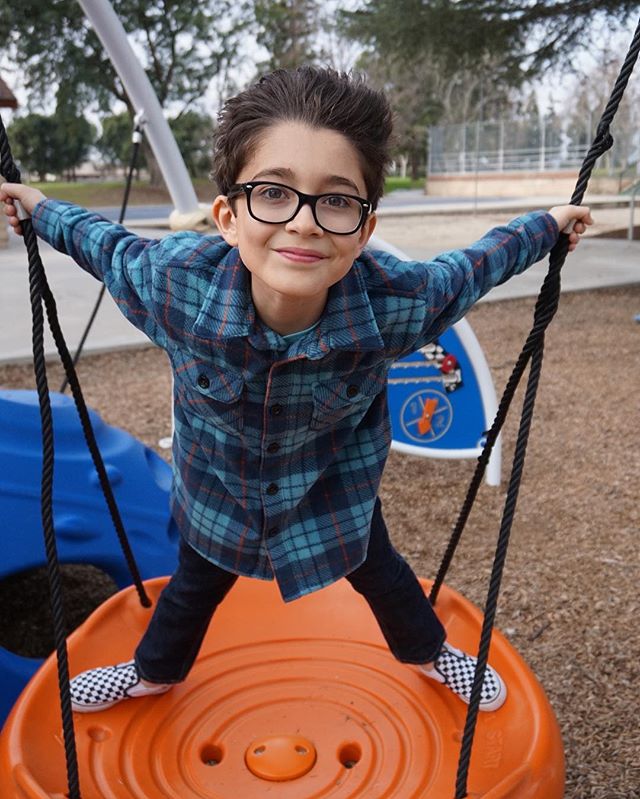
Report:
213,121,377,324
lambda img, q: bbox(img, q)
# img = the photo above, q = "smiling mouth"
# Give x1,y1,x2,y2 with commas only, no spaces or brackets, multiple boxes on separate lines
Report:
276,248,327,263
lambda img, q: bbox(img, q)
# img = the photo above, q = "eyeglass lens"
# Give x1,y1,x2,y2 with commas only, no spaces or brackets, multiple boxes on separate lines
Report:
248,184,364,233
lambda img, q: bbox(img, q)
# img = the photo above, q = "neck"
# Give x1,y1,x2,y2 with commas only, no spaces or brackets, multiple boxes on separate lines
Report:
250,281,327,336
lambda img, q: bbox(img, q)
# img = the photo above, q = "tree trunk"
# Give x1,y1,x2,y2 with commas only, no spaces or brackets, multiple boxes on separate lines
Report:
142,139,167,190
410,148,422,180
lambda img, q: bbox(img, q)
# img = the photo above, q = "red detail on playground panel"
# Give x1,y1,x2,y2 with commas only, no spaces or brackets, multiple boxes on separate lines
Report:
418,397,439,435
440,354,458,374
0,578,564,798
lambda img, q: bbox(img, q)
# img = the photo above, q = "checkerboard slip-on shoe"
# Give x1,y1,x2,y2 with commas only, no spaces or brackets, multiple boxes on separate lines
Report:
419,642,507,712
70,660,172,713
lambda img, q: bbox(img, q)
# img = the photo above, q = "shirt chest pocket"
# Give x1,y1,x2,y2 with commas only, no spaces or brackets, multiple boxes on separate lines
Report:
310,370,387,431
173,353,245,435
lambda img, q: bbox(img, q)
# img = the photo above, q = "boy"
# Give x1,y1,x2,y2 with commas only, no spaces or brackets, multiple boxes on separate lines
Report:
1,66,592,714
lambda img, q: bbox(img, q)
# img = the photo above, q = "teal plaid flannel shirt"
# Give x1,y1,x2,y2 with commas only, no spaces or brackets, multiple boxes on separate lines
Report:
32,200,558,601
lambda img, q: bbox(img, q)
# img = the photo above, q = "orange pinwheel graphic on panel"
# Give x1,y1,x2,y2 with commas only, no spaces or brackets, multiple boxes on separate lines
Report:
417,396,439,436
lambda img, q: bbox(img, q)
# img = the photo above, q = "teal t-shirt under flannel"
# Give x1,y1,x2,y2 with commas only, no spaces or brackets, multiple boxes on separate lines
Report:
32,200,558,601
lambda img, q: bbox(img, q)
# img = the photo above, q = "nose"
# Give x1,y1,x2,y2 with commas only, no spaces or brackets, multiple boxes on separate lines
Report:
284,200,323,235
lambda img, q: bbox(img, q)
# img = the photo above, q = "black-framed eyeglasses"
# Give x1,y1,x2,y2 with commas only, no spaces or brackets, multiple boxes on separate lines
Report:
227,181,372,235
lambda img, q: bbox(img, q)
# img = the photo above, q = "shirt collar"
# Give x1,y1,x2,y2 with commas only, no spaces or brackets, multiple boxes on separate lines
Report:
191,245,384,354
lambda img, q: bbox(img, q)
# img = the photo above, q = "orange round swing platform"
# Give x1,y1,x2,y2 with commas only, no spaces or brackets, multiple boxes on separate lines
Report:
0,577,564,798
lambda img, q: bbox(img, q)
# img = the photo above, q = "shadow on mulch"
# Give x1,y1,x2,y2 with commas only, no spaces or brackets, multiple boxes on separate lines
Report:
0,564,118,659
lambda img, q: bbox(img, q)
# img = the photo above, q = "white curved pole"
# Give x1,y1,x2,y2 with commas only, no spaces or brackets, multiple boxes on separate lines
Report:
77,0,200,216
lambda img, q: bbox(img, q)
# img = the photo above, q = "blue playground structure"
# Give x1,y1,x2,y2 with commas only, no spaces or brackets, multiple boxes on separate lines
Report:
370,235,502,487
0,388,178,726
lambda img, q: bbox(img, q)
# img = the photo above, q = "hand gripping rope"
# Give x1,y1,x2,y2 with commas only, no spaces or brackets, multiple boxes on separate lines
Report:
0,115,152,799
1,17,639,798
423,17,640,799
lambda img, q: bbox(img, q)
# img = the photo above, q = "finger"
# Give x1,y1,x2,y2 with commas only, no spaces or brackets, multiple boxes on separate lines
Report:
578,208,593,225
7,217,23,235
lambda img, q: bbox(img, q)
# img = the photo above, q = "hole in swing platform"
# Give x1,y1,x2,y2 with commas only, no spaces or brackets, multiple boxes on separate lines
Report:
338,742,361,769
201,743,224,766
0,564,119,659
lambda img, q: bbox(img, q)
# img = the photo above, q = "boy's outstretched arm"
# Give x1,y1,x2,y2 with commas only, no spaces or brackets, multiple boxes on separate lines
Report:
367,204,595,357
1,181,173,349
0,183,46,236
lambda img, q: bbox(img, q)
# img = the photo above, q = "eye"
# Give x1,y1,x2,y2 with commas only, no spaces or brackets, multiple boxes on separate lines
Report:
256,185,291,202
322,194,351,209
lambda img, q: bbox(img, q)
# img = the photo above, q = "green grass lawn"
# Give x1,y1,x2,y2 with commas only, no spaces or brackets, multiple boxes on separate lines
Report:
385,176,425,192
30,178,214,207
30,176,425,208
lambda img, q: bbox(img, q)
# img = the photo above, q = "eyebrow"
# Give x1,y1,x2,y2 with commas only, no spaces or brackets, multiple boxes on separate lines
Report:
250,167,363,195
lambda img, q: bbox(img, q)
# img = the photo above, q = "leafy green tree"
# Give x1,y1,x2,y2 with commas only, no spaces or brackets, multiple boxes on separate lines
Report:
343,1,640,78
7,110,94,180
54,90,96,180
344,1,639,179
0,0,251,184
253,0,323,70
7,114,60,181
96,112,143,172
97,110,212,179
56,115,96,180
169,111,213,178
0,1,250,111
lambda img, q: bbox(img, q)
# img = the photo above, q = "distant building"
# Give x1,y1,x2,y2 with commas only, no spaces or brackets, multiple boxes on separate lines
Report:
0,76,18,109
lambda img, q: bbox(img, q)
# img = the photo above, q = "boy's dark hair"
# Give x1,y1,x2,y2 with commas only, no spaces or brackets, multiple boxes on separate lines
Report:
212,66,394,209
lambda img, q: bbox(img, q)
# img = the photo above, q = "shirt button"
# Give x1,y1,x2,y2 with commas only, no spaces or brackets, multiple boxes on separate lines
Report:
267,527,279,538
267,441,280,454
197,373,210,389
270,403,283,416
266,482,279,495
346,384,359,398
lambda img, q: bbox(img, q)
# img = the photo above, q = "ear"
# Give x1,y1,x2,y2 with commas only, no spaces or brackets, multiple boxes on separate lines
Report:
355,212,377,255
212,194,238,246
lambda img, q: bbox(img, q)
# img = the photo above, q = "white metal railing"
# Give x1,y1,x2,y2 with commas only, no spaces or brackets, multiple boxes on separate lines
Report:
429,144,591,175
428,117,639,177
628,181,640,240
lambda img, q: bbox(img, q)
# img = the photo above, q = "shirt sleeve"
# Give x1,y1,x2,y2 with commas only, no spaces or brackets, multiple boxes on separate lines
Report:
31,198,204,350
369,210,559,353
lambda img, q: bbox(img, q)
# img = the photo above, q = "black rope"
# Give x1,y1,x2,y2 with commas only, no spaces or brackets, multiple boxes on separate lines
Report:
0,112,154,799
60,123,142,393
427,17,640,799
0,119,81,799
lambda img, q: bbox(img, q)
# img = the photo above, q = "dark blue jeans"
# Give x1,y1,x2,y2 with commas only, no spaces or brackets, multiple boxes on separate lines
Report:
135,498,445,683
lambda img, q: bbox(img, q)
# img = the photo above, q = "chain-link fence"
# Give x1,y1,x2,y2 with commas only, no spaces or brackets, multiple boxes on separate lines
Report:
428,117,640,177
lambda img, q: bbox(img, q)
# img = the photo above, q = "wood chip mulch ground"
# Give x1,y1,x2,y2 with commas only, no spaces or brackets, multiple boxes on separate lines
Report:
0,283,638,798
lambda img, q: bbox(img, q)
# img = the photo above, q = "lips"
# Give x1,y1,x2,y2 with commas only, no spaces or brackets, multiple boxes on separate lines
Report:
275,247,327,263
